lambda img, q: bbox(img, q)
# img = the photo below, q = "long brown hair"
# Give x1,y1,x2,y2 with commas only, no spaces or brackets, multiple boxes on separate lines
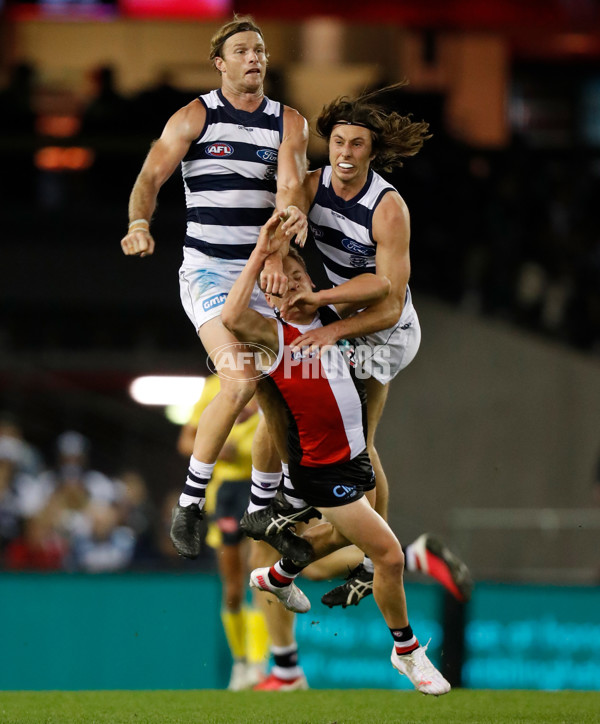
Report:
316,82,431,172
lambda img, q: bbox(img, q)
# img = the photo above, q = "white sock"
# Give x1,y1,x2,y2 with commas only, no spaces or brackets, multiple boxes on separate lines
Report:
247,467,281,513
362,555,374,573
178,456,214,508
281,463,308,509
271,643,303,680
404,542,418,572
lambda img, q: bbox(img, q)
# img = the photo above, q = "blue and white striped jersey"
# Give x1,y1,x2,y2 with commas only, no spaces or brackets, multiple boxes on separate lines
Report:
181,89,284,260
308,166,396,286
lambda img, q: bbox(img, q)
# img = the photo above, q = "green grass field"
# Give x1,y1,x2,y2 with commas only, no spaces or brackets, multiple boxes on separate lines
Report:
0,690,598,724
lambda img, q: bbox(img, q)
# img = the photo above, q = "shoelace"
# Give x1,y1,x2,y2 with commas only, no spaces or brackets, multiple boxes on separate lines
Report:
265,511,306,535
282,584,297,605
411,640,440,680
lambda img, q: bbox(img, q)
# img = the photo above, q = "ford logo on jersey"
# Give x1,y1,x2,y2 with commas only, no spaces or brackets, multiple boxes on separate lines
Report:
341,238,375,256
256,148,278,164
202,293,228,311
205,143,234,157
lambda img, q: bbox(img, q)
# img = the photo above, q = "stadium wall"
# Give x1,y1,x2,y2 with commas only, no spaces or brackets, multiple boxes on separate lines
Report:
1,574,599,691
376,299,600,583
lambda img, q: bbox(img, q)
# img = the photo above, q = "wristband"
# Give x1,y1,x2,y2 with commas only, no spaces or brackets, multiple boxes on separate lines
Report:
128,219,149,229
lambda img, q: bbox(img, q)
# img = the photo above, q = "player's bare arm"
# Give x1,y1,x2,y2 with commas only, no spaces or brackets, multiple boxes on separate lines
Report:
289,191,410,351
302,167,322,208
221,213,282,360
261,107,309,294
120,99,206,257
280,273,390,320
276,107,309,242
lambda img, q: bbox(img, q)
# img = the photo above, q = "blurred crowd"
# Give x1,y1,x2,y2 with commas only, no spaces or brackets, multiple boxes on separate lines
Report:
0,412,212,573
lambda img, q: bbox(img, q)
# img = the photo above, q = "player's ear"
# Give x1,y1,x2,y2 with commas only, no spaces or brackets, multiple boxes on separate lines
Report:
214,56,225,74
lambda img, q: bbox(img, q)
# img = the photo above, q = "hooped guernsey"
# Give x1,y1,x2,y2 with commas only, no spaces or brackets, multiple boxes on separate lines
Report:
181,89,283,261
307,165,419,386
308,165,413,310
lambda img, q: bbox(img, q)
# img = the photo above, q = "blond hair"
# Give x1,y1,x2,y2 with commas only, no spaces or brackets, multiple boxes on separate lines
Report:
285,246,308,272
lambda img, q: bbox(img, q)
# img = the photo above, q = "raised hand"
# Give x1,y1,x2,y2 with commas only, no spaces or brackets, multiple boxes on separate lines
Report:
120,226,155,257
280,205,308,247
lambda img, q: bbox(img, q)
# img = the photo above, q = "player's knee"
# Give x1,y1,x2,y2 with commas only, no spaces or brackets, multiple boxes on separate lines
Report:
386,542,405,577
372,538,404,577
218,378,257,409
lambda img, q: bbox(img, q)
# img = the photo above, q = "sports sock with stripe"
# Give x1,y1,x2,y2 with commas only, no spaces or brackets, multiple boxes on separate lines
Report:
247,467,281,513
281,463,309,509
267,558,305,588
390,623,420,656
271,643,303,681
178,456,214,508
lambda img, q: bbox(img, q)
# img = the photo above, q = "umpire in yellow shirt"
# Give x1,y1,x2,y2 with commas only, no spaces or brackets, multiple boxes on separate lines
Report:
177,374,269,690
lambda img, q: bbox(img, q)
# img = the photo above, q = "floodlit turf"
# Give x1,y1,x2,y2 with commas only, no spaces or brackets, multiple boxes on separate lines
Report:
0,690,598,724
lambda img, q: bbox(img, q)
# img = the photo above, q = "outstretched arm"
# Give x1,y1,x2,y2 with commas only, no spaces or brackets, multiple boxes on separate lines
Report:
120,99,205,258
221,213,282,355
260,107,309,295
275,107,309,245
279,273,390,320
289,191,410,352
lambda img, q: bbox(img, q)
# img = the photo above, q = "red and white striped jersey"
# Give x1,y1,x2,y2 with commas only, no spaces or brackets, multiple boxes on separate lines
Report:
265,313,367,467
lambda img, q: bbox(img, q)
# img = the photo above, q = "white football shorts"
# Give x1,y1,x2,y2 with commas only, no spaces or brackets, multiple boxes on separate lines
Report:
179,247,275,332
354,289,421,385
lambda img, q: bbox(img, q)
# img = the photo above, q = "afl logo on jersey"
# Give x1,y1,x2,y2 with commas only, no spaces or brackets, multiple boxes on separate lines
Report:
341,238,375,256
205,143,234,157
256,148,278,164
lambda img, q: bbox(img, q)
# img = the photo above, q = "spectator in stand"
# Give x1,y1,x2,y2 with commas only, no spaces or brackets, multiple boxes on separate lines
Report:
40,430,124,545
41,431,123,505
116,469,157,565
68,501,135,573
0,411,44,476
0,436,53,562
4,514,67,571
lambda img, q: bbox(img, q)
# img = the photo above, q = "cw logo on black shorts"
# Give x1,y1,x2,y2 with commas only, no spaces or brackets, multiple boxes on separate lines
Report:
332,484,358,500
